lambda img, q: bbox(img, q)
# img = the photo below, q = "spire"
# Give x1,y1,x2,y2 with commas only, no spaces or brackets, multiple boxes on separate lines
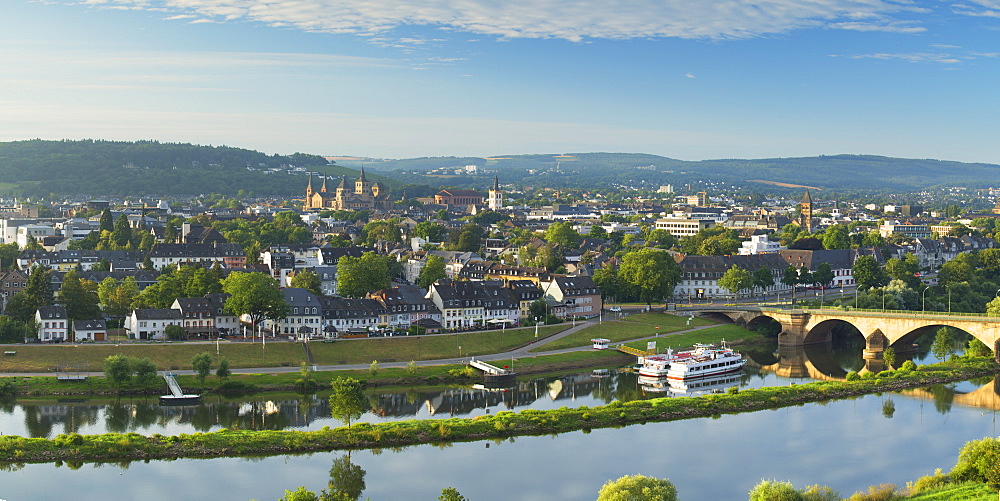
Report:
306,172,313,192
801,189,813,204
337,176,348,190
359,166,368,183
320,175,328,192
492,175,499,191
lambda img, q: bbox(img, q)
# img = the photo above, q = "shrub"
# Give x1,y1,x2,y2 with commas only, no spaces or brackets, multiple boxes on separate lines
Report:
0,380,15,398
596,474,677,501
900,360,917,372
846,483,903,501
800,484,840,501
748,479,803,501
950,437,1000,484
845,371,860,381
907,469,949,493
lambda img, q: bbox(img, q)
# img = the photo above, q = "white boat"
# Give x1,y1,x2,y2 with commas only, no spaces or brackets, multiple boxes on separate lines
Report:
637,342,745,380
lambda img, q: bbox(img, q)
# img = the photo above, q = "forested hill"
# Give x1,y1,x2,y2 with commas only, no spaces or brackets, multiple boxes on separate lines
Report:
0,139,397,198
356,152,1000,192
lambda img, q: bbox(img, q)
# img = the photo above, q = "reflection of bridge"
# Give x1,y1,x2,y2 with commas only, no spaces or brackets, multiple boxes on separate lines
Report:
904,377,1000,411
690,306,1000,362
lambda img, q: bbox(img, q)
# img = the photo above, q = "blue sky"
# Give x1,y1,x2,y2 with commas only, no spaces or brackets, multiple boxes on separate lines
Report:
3,0,1000,163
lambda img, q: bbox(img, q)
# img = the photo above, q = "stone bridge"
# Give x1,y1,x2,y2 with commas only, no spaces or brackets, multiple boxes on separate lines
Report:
687,306,1000,362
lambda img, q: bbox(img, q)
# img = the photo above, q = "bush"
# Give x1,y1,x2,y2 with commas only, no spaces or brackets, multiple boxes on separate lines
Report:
800,484,840,501
0,379,15,398
900,360,917,372
845,371,860,381
597,474,677,501
950,437,1000,484
846,483,903,501
907,469,950,493
748,480,803,501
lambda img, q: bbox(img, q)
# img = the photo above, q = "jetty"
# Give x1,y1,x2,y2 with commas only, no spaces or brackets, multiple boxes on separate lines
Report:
159,373,201,405
468,357,516,383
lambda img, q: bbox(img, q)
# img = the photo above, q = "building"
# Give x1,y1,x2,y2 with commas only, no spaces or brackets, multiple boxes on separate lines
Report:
434,189,484,207
653,217,715,237
799,190,814,233
73,319,107,342
36,305,69,342
540,276,603,319
879,223,932,239
487,176,503,211
304,169,393,211
739,234,782,255
126,308,183,340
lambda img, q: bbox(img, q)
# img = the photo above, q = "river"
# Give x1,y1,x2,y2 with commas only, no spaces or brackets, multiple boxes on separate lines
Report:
1,336,995,500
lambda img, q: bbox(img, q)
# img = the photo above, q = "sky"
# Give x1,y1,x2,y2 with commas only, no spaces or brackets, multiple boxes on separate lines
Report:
3,0,1000,163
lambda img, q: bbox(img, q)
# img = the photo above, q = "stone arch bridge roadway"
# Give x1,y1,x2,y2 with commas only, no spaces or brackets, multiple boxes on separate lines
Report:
686,306,1000,363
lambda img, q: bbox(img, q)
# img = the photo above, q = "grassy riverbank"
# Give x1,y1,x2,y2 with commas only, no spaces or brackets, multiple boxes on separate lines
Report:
0,356,995,464
0,324,571,374
528,312,715,352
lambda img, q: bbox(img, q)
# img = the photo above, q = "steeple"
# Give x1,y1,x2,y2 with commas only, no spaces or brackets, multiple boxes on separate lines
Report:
336,176,348,192
799,189,814,233
492,175,499,191
801,189,813,204
359,166,368,182
306,173,314,195
320,175,328,193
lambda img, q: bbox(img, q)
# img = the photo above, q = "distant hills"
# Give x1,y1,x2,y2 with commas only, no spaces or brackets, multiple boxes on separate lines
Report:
0,140,997,198
350,152,1000,193
0,139,396,198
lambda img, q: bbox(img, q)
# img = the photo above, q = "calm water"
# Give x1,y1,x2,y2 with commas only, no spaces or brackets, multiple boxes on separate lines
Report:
1,336,995,500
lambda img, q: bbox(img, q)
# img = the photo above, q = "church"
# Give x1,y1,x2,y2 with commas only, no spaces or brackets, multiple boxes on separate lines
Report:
304,168,393,212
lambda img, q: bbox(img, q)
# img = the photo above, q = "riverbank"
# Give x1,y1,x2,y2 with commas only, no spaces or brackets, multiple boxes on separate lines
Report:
1,356,995,464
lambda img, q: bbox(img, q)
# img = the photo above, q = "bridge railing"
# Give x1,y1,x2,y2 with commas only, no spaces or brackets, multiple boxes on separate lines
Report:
691,304,997,321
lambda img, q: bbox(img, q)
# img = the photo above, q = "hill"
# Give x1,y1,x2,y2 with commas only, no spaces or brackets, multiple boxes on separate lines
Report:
358,152,1000,192
0,139,400,198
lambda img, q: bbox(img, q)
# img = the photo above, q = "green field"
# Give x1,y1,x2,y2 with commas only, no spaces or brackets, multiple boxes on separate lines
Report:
310,325,568,365
0,342,306,372
529,312,715,352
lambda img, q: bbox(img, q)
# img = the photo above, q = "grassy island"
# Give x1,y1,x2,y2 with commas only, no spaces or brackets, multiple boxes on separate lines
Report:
0,356,996,465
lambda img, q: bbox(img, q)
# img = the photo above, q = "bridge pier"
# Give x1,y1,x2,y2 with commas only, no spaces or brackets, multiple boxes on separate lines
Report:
862,329,887,360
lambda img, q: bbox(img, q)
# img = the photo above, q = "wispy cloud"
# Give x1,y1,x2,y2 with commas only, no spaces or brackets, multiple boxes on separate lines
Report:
831,44,998,64
61,0,931,41
952,1,1000,18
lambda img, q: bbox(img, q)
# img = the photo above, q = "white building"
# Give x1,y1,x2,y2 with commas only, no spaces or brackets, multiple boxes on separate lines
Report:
739,235,783,255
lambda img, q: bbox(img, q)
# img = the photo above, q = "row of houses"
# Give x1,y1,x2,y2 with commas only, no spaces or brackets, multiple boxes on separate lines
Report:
32,273,602,342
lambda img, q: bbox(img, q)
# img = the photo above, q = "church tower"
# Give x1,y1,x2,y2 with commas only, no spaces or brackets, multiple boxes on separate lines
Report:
799,190,814,233
488,175,503,211
355,167,372,195
320,175,328,193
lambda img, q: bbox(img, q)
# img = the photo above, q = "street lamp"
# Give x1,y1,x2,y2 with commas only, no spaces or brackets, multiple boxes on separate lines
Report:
921,287,929,313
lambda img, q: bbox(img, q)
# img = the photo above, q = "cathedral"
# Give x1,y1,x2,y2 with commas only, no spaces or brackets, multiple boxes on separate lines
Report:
304,168,393,212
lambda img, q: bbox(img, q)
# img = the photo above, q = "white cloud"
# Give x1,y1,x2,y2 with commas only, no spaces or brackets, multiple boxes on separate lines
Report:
685,73,696,78
64,0,929,41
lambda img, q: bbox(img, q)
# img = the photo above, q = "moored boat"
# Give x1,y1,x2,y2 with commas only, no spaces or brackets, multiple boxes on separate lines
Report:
637,341,745,380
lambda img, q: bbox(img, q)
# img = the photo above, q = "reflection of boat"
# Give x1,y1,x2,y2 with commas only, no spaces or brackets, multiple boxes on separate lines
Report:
638,342,745,379
667,372,744,396
638,371,745,395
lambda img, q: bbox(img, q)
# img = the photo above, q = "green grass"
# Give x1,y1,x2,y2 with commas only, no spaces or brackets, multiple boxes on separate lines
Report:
621,324,767,352
0,342,306,372
906,483,998,500
310,325,568,365
529,313,716,352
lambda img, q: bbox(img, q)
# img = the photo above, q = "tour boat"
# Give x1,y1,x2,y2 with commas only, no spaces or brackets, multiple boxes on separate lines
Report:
637,342,745,380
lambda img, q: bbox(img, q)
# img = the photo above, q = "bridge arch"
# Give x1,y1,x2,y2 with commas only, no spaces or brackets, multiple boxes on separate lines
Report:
803,319,863,345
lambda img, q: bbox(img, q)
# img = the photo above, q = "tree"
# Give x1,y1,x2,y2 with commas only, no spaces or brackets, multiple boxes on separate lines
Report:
852,255,888,290
164,324,187,340
617,248,681,306
278,487,319,501
110,213,132,248
329,377,366,428
938,258,972,285
932,327,955,361
296,362,319,392
98,208,115,233
103,354,133,391
544,221,580,248
752,266,774,295
885,255,920,289
216,358,231,381
821,224,850,250
747,480,803,501
812,262,834,289
291,270,322,296
718,266,752,300
414,221,448,242
336,253,393,298
596,474,677,501
781,265,800,304
191,352,213,387
883,347,896,369
59,269,101,322
438,488,468,501
222,272,288,339
368,360,379,376
417,254,447,289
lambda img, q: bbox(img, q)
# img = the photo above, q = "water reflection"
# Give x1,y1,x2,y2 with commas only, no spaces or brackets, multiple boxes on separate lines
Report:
1,339,995,439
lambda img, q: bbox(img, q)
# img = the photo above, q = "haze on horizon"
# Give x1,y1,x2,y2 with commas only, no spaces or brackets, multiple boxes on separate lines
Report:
3,0,1000,164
